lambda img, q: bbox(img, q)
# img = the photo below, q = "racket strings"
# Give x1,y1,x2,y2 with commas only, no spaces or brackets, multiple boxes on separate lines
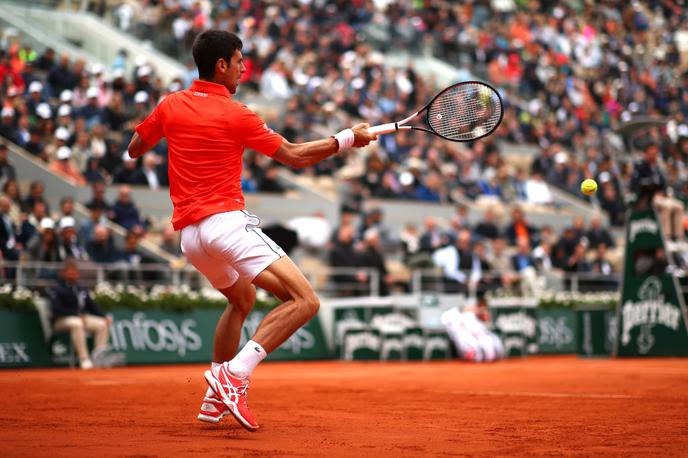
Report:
427,83,503,141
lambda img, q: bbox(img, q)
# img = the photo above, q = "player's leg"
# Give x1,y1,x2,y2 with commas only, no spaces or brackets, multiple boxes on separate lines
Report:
204,256,314,431
180,222,242,424
197,277,258,424
250,256,319,352
214,274,290,362
209,256,312,380
196,212,306,431
214,277,256,363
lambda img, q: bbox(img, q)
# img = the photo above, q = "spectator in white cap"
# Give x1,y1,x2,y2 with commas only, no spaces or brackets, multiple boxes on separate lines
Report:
90,63,105,87
135,65,153,93
131,90,150,118
136,65,151,79
53,126,71,150
58,215,86,260
60,89,74,104
26,81,45,117
36,102,52,121
49,146,87,186
78,86,104,128
0,107,18,144
134,90,149,105
28,80,43,95
57,104,72,119
27,217,62,264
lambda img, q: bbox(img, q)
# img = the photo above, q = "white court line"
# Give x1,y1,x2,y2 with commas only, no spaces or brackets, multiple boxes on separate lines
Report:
453,390,638,399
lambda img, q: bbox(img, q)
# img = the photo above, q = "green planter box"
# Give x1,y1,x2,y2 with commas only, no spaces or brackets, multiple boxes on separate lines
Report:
536,308,577,354
0,309,51,368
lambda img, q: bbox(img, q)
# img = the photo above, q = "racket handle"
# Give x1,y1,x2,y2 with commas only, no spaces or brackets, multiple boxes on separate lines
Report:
367,123,398,136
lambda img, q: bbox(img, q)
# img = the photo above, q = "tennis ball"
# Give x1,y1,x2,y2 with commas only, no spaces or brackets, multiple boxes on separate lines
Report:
581,178,598,196
479,88,491,105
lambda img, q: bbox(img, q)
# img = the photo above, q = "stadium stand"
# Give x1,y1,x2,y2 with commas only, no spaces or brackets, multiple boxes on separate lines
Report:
2,0,687,298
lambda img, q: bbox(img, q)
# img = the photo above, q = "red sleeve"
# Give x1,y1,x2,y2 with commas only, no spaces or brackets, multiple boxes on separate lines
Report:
135,100,165,145
233,105,284,157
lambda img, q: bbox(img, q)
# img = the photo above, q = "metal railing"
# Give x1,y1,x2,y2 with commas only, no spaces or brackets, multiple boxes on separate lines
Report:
410,268,621,295
0,261,381,298
0,260,620,297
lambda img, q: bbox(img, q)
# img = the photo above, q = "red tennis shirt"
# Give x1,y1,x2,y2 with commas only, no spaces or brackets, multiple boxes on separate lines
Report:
135,80,284,230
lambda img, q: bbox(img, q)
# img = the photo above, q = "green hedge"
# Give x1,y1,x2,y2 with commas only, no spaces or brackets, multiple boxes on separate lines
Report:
0,286,38,311
537,292,619,310
0,283,280,312
93,284,279,312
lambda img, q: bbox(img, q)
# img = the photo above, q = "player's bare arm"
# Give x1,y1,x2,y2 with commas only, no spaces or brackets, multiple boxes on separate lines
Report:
272,123,377,169
127,132,154,159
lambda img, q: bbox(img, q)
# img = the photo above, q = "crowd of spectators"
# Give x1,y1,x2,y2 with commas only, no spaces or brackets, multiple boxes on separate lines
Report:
107,0,688,229
3,1,688,292
325,203,619,297
0,33,297,193
0,168,166,282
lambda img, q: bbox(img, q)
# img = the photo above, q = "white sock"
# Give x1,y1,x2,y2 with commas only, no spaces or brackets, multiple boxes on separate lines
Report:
206,362,221,397
227,340,267,379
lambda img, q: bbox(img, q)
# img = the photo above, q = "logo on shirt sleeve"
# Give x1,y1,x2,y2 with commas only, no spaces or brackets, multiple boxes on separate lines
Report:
263,123,275,134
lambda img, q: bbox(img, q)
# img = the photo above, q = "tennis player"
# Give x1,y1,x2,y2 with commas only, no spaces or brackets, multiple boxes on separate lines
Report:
128,30,376,431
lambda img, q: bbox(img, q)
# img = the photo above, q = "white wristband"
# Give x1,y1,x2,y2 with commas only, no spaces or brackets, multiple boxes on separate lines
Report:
333,128,354,152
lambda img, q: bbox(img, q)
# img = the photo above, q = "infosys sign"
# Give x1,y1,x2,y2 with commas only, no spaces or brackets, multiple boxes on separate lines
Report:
109,312,203,358
107,308,331,364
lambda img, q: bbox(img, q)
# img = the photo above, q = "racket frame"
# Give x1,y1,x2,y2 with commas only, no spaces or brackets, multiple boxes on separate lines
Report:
367,81,504,142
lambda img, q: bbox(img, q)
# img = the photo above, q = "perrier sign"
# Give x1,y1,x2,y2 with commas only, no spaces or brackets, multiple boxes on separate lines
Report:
617,209,688,356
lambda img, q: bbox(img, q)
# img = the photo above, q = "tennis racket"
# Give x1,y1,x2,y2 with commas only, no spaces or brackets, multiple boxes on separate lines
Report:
367,81,503,142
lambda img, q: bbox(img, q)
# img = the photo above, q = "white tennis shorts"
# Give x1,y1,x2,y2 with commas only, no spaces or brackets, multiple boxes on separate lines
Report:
180,210,285,289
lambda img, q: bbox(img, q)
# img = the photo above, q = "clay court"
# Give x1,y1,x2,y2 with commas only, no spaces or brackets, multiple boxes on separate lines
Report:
1,356,687,457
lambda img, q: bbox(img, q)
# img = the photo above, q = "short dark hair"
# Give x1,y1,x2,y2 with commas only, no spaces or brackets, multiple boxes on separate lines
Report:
192,30,243,80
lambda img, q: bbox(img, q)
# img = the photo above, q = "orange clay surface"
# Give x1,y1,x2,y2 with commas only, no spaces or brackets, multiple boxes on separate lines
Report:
1,356,687,457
